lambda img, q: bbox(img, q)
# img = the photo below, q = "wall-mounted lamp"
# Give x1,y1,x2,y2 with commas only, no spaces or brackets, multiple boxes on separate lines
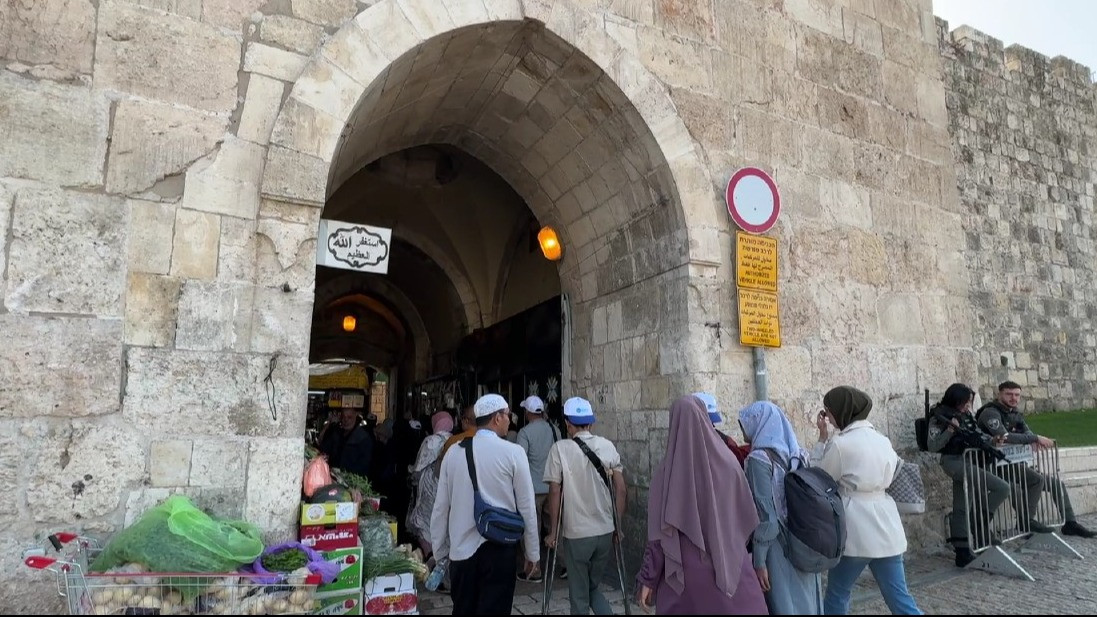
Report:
342,315,357,332
537,226,562,261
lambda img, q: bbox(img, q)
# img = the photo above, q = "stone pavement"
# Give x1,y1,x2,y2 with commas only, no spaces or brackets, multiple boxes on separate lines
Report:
419,515,1097,615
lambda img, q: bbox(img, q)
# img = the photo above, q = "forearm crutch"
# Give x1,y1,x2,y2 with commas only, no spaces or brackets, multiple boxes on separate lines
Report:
542,494,564,615
610,495,632,616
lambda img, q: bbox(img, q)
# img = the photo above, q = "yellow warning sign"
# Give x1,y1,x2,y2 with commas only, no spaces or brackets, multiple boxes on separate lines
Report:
737,289,781,348
735,232,778,293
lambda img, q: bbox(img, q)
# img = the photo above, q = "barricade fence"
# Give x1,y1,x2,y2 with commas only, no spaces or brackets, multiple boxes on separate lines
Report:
959,444,1082,580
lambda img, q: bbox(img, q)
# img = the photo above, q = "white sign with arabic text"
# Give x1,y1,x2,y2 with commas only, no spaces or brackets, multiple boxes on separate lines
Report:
316,219,392,275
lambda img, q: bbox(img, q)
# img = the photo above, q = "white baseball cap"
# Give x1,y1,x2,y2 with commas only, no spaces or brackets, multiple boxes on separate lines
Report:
473,393,508,418
520,395,545,414
563,397,595,426
693,392,722,424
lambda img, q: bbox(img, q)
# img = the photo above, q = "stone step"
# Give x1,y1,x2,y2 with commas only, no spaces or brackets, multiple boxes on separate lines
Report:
1064,471,1097,517
1057,446,1097,474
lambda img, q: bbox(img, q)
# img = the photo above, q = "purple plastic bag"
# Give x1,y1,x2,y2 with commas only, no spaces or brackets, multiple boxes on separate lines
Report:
247,541,341,584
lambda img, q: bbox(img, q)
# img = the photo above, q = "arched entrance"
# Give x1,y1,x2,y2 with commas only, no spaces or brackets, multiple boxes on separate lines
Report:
255,0,724,554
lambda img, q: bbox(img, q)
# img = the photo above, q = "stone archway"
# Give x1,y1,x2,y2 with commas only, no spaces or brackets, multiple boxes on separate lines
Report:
313,272,433,380
254,0,727,549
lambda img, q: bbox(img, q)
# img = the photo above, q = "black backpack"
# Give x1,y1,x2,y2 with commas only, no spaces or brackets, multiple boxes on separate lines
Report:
762,450,846,573
914,389,930,451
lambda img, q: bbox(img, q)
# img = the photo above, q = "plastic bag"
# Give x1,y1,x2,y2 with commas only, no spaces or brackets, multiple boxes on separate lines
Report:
91,495,264,574
248,542,341,584
304,456,333,498
359,515,396,557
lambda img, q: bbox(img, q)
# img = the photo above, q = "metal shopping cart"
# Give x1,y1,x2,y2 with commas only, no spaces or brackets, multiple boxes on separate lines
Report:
24,533,323,615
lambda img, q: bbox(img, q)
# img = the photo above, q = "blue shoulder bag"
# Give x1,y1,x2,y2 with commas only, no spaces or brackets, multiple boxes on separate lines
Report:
462,439,525,544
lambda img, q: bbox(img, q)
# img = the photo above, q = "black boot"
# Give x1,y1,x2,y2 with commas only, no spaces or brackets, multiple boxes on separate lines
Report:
954,547,976,567
1062,520,1097,538
1028,519,1054,534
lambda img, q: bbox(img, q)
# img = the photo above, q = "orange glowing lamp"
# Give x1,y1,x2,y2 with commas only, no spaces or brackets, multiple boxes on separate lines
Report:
537,226,562,261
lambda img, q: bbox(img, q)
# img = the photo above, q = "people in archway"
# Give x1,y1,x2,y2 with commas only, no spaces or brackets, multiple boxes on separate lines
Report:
430,394,539,615
516,395,561,583
318,405,374,478
738,401,823,615
636,395,767,615
694,391,751,467
441,404,477,459
408,411,456,568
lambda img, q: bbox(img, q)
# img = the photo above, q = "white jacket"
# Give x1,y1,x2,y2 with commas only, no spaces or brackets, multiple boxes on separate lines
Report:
810,420,907,559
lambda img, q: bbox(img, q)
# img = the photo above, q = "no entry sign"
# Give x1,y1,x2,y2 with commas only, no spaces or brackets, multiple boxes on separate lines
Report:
726,167,781,234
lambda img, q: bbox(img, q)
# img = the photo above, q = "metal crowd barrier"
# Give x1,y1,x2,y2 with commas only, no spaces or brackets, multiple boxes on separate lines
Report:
957,444,1083,580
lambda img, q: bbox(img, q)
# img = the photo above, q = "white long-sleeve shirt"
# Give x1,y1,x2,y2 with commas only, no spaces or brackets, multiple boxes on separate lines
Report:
430,429,540,563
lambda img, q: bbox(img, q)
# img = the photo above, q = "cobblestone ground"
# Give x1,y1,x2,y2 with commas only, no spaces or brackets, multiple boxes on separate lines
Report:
418,515,1097,615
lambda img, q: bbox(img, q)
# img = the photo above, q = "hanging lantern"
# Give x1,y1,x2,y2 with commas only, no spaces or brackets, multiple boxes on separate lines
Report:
342,315,357,332
537,226,562,261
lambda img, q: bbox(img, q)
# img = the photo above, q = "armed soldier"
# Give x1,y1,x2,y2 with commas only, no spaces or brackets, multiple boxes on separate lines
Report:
928,384,1010,566
977,381,1095,538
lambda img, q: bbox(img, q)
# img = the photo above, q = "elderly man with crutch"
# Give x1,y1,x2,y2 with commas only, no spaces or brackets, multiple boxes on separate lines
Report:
541,397,630,615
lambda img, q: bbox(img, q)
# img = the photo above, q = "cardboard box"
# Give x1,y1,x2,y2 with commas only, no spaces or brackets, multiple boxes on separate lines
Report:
314,590,362,615
302,501,359,526
363,573,418,615
318,546,364,593
300,522,359,551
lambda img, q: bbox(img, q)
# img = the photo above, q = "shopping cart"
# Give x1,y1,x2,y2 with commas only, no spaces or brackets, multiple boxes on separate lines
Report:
24,532,323,615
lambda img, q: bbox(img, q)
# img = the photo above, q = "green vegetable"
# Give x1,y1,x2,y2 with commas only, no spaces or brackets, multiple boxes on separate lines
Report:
361,551,417,581
333,469,380,497
261,548,309,572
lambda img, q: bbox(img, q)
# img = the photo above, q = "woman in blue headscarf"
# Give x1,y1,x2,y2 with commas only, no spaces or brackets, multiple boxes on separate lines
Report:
739,401,823,615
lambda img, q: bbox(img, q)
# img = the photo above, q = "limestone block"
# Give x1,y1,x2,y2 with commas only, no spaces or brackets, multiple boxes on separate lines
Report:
219,217,258,283
637,27,711,91
106,99,228,195
117,0,202,19
0,183,11,295
96,2,242,113
175,280,255,351
0,71,109,187
150,440,192,487
784,0,843,38
246,438,304,541
170,209,220,279
270,97,342,161
181,138,265,219
873,0,919,33
202,0,265,30
812,343,871,394
125,273,182,347
250,287,313,356
190,439,248,487
766,346,813,398
319,18,391,86
654,0,715,41
260,16,324,57
124,487,174,526
877,293,925,344
239,74,286,146
0,0,96,73
26,424,146,523
842,7,883,57
127,200,177,275
260,199,322,226
5,189,127,316
292,0,357,26
125,348,309,437
261,146,328,205
0,316,122,417
244,43,309,83
868,345,918,397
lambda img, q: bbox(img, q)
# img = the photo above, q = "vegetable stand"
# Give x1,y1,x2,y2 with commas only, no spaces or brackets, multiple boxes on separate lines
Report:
25,533,322,615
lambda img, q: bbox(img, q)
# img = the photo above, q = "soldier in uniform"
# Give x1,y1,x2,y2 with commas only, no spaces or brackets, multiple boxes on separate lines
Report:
977,381,1096,538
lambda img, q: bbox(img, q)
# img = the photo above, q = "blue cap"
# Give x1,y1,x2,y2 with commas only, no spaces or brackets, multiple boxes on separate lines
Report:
563,397,596,426
693,392,721,424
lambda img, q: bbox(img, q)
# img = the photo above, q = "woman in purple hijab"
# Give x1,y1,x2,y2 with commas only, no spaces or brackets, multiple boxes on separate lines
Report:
636,395,769,615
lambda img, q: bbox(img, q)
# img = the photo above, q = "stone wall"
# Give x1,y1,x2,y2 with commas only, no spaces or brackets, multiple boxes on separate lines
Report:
2,0,1095,609
941,20,1097,411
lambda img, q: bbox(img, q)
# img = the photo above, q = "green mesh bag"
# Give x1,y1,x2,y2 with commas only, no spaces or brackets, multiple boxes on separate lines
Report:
91,495,264,576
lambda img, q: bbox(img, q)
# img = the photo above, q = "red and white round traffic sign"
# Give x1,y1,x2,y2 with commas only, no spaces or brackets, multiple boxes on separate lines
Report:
726,167,781,234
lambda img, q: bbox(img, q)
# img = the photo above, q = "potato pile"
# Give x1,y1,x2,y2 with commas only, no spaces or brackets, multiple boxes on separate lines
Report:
87,564,319,615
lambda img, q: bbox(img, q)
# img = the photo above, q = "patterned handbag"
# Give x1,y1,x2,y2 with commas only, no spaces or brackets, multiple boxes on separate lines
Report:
887,459,926,515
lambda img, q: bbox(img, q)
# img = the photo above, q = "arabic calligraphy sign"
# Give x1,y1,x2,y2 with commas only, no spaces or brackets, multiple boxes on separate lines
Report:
317,219,393,274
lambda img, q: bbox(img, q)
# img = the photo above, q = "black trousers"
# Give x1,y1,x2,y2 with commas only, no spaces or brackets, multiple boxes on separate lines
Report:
449,541,518,615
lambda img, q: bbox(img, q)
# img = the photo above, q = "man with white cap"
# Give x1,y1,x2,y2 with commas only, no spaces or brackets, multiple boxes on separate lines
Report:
515,395,561,582
431,394,540,614
544,397,626,615
695,391,751,467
